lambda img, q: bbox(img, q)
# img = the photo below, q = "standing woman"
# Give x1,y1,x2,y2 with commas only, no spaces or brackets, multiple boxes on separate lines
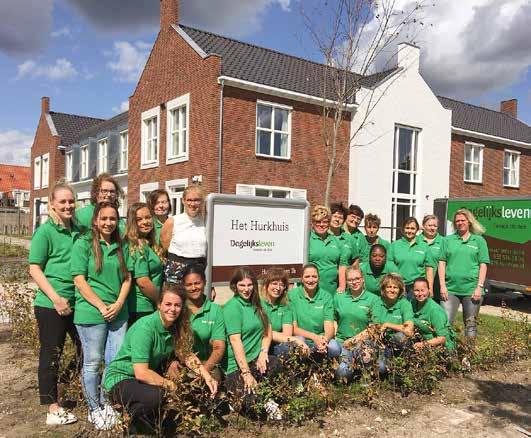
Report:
343,204,365,253
287,264,340,357
260,267,309,356
358,213,390,263
126,202,164,326
329,203,359,265
389,217,436,299
439,208,489,338
29,181,81,425
146,189,171,245
160,184,207,284
76,173,125,234
308,205,349,294
360,244,399,296
71,201,132,429
418,215,444,303
183,265,226,377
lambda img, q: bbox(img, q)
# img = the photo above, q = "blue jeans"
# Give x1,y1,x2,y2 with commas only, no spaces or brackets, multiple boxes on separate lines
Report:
378,332,408,374
441,294,483,337
332,340,354,380
298,337,341,359
271,342,292,358
76,319,128,411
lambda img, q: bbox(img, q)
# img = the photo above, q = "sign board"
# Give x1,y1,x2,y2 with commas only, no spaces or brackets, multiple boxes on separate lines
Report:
205,194,309,289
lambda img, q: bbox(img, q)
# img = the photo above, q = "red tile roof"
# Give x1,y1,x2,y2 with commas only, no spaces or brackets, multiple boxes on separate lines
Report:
0,164,31,194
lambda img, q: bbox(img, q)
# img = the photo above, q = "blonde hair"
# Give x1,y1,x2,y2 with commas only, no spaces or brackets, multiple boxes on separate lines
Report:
453,208,485,235
183,183,206,218
311,205,331,222
380,273,405,297
48,180,76,225
422,214,438,226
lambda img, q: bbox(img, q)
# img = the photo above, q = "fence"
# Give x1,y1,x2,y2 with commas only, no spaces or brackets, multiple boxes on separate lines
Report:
0,207,31,236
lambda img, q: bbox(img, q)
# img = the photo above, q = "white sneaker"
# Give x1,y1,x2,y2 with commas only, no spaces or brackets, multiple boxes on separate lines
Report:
264,399,282,421
46,407,77,425
88,406,120,431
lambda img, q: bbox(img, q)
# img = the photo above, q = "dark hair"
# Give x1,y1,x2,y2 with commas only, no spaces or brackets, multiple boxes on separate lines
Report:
330,202,348,220
370,243,387,257
302,263,319,275
230,267,269,330
91,202,127,276
126,202,163,259
364,213,381,227
182,264,206,283
348,204,364,219
147,189,170,216
413,277,429,288
159,282,193,361
402,216,420,231
90,173,124,206
261,267,289,304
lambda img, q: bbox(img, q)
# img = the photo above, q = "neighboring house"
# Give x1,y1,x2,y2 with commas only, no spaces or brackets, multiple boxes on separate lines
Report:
30,97,103,227
0,164,31,210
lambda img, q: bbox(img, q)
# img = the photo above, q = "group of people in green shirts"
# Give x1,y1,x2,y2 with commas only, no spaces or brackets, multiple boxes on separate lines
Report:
28,173,490,431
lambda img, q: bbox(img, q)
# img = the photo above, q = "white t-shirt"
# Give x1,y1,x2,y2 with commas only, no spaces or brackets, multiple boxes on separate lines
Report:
168,213,207,258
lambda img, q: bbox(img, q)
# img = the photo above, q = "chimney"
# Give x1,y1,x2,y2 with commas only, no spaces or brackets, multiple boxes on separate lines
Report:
397,42,420,72
500,99,517,118
41,96,50,114
160,0,179,31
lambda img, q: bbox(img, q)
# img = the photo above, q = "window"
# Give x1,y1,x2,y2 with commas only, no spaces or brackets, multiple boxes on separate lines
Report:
80,145,89,179
503,149,520,188
119,130,128,171
41,154,49,188
464,142,483,183
97,138,108,174
165,179,188,215
65,151,73,181
236,184,307,199
139,182,159,202
166,94,189,163
391,125,420,239
256,101,291,159
34,157,41,189
14,191,22,207
141,107,160,168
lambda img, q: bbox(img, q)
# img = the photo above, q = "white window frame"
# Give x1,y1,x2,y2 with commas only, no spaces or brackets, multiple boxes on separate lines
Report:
503,149,520,188
119,130,128,172
255,100,292,160
65,151,73,181
165,178,188,216
41,153,49,188
139,182,159,202
34,156,41,189
97,138,108,174
236,183,307,199
141,106,160,169
166,94,190,164
464,141,484,183
80,145,89,179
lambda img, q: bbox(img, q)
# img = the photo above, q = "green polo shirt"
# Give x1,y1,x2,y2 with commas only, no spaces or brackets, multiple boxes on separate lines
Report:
222,295,265,374
190,299,226,362
389,237,437,285
29,220,80,309
103,311,173,391
360,260,400,296
76,203,126,235
288,285,334,338
128,243,163,313
440,233,490,297
261,298,293,333
154,219,164,245
71,236,130,324
372,296,414,325
308,230,350,294
412,298,455,350
358,236,391,264
331,229,360,265
333,289,380,342
417,233,444,300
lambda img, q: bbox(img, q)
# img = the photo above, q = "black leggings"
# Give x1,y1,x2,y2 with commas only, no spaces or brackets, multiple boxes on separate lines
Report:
34,306,82,405
110,379,163,424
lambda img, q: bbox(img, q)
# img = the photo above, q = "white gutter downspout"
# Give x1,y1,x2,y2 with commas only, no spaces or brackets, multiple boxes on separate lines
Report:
217,79,225,193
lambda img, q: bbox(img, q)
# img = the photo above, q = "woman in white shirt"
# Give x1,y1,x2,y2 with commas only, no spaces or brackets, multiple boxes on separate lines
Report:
160,184,207,283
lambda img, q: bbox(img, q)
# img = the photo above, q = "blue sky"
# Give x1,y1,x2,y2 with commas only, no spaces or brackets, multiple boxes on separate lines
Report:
1,0,530,165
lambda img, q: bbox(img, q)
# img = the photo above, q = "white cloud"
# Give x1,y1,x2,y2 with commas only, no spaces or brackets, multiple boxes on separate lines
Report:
16,58,78,80
112,100,129,114
51,26,72,38
0,130,33,166
106,41,151,83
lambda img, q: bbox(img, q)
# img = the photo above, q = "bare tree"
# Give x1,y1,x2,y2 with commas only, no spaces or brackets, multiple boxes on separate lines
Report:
300,0,430,205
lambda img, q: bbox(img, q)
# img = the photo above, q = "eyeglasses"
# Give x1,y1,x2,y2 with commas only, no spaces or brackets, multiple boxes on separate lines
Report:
99,189,116,195
347,277,363,282
185,198,202,204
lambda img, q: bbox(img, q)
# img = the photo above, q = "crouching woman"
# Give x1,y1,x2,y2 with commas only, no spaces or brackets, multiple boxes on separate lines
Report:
103,283,217,426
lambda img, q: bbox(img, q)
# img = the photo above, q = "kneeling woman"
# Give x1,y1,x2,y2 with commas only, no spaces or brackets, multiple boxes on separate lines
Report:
260,267,309,356
103,283,217,425
411,277,455,351
287,264,340,358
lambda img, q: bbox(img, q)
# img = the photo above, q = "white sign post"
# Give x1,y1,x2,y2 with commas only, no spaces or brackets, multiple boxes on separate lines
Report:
205,194,309,293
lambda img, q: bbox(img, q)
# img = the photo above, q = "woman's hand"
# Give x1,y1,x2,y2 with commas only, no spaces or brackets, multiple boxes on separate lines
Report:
163,379,177,392
103,301,124,322
203,372,218,397
413,341,427,351
256,351,269,374
336,287,346,294
293,337,310,355
53,297,72,316
242,372,257,394
314,335,328,353
471,286,482,302
440,286,449,302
